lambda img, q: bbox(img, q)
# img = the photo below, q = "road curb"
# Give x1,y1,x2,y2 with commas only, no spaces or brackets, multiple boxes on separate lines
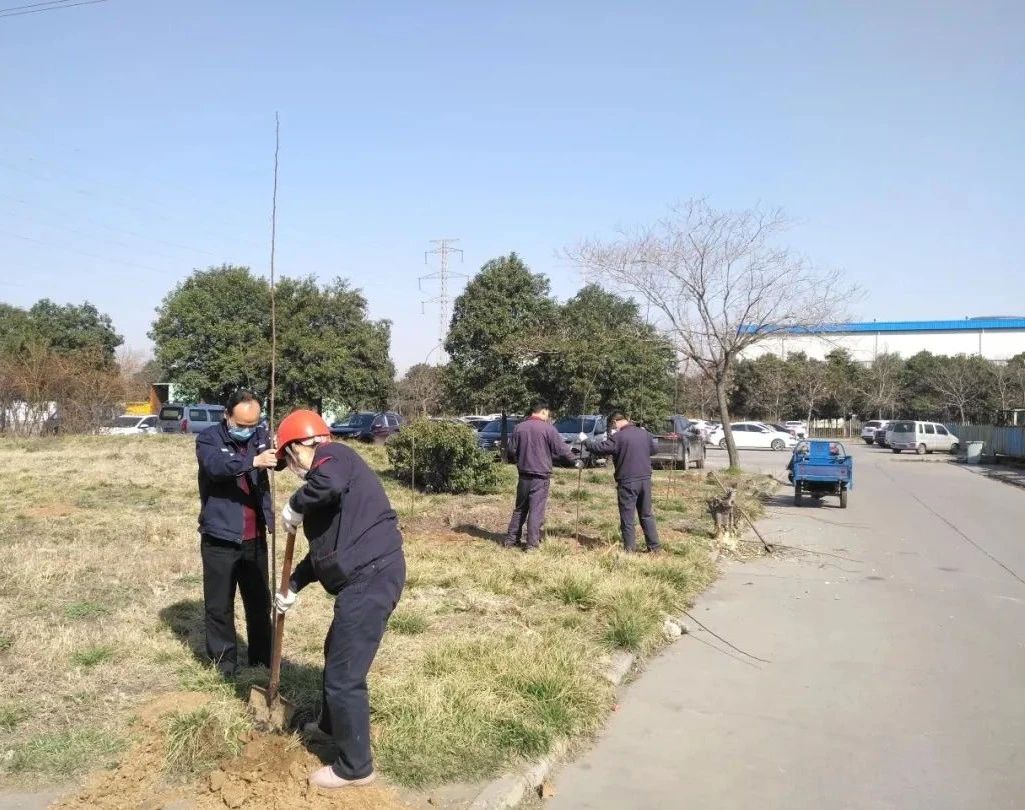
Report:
467,651,638,809
467,618,696,810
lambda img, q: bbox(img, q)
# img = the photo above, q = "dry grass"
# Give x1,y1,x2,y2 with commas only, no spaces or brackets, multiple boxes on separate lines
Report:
0,434,773,794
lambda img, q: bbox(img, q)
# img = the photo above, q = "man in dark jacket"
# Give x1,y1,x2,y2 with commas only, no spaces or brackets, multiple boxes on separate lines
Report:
504,400,577,552
195,390,281,676
273,409,404,791
584,410,661,553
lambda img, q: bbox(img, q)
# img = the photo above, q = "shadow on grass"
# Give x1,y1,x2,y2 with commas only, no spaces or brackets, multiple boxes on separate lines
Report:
451,523,506,545
158,599,328,741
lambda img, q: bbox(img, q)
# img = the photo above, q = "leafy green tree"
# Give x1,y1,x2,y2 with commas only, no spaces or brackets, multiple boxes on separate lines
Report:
445,253,556,416
150,265,394,410
730,354,791,421
534,285,674,426
0,300,122,366
899,351,945,419
150,265,270,403
823,348,867,432
931,353,997,424
787,352,831,427
275,277,394,412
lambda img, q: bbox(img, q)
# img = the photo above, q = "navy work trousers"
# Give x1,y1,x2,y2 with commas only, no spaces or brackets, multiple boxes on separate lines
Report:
505,475,551,549
317,550,406,780
200,534,272,675
617,478,661,551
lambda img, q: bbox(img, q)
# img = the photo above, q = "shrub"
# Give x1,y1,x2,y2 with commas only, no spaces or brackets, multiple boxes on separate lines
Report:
387,418,499,494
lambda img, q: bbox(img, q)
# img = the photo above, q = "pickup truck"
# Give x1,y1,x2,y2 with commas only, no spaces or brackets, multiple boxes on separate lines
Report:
650,415,707,470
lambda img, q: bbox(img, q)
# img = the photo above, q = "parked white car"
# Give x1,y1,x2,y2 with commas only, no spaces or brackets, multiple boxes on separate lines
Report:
708,421,799,451
861,419,890,445
99,414,159,436
784,420,808,438
888,420,959,454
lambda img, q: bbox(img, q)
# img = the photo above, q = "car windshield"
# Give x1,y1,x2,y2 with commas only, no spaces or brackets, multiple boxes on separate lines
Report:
110,416,140,428
337,413,375,427
554,417,595,433
481,419,520,434
158,407,182,420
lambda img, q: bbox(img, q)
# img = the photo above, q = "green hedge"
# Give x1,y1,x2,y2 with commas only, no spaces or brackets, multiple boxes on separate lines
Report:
387,418,500,495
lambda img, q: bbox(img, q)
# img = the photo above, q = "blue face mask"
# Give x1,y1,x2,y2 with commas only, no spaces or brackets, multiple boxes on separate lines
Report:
228,426,255,442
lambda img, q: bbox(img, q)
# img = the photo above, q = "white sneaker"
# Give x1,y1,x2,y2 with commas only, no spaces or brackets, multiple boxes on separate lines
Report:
309,765,376,789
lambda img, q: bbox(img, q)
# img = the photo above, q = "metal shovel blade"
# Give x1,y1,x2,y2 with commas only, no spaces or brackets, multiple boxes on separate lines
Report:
248,685,297,730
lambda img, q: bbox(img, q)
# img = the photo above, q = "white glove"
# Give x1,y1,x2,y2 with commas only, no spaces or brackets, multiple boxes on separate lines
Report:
578,432,588,443
281,502,302,532
274,588,297,615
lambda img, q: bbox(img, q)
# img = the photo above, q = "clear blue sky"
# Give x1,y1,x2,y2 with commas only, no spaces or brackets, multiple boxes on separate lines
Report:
2,0,1022,372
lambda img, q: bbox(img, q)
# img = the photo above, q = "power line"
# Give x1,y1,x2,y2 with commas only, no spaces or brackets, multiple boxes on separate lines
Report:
0,0,75,13
0,0,108,18
419,239,464,362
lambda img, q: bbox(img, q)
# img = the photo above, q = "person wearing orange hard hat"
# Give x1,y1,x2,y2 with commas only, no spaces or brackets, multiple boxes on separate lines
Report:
272,408,405,791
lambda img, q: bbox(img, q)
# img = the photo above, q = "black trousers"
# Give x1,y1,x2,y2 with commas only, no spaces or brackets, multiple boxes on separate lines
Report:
200,534,272,675
318,551,406,780
504,475,551,549
617,478,661,551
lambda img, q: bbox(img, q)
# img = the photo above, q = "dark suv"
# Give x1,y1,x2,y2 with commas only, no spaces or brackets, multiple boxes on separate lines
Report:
650,415,707,469
330,411,402,442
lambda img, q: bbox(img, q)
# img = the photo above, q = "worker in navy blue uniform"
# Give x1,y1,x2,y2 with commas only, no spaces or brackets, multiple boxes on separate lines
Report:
195,390,282,676
504,399,578,552
272,409,404,791
584,410,662,553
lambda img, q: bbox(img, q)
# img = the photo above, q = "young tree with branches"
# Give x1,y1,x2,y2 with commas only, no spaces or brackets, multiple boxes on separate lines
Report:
567,199,854,466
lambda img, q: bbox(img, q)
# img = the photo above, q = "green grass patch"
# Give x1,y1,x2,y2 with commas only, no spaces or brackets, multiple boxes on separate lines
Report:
163,701,251,779
71,645,116,668
551,571,598,610
0,634,12,654
602,589,662,652
0,702,31,731
389,609,430,635
372,632,610,786
8,728,125,775
64,600,112,620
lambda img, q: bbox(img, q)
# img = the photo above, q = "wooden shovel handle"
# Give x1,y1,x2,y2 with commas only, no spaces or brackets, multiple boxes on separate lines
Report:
267,529,297,704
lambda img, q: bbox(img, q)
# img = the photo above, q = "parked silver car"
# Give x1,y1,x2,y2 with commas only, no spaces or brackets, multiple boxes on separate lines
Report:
861,419,890,445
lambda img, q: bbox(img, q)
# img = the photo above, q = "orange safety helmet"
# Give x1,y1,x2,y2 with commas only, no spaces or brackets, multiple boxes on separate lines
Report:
275,409,331,459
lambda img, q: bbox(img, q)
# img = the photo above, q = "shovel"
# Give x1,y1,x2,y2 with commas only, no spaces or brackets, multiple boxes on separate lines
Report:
248,529,298,729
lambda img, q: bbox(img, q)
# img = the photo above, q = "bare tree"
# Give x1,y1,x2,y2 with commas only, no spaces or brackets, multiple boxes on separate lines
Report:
567,199,853,466
790,355,832,431
857,352,903,419
395,363,445,419
932,354,987,424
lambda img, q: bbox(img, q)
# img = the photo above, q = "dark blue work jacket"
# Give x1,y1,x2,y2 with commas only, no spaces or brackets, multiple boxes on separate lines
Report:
196,422,276,543
288,441,403,595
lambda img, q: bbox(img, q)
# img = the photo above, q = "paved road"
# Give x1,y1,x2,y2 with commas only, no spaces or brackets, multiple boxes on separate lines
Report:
550,444,1025,809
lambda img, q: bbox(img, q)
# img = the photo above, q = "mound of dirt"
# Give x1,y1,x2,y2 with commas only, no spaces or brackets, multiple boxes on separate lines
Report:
53,691,406,810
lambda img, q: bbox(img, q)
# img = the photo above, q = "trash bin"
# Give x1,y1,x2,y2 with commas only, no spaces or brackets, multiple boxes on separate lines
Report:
966,440,984,465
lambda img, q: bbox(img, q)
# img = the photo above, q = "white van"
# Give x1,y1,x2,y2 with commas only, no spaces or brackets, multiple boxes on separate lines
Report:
888,420,959,455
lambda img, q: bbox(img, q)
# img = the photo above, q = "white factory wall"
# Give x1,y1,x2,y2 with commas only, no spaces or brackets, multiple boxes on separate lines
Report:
744,330,1025,363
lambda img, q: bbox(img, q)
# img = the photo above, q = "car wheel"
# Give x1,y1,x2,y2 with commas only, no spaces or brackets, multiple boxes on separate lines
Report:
839,487,848,509
794,484,802,506
950,442,960,454
695,450,706,470
916,443,926,455
892,448,901,454
718,439,727,450
771,439,785,451
864,439,874,445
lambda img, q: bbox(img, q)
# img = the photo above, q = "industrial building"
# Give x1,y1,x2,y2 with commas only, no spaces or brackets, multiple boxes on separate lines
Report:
744,318,1025,364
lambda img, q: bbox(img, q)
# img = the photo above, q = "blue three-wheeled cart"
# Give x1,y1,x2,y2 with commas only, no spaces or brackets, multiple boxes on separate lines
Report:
789,440,853,509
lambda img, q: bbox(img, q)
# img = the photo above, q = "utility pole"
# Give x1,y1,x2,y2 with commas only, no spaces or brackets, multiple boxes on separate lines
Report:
419,239,465,362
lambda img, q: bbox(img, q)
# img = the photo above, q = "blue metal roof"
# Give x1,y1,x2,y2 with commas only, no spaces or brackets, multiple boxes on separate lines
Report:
741,318,1025,335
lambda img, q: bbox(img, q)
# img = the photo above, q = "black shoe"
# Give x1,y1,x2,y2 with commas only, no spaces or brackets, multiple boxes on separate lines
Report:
524,546,540,554
643,547,663,555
